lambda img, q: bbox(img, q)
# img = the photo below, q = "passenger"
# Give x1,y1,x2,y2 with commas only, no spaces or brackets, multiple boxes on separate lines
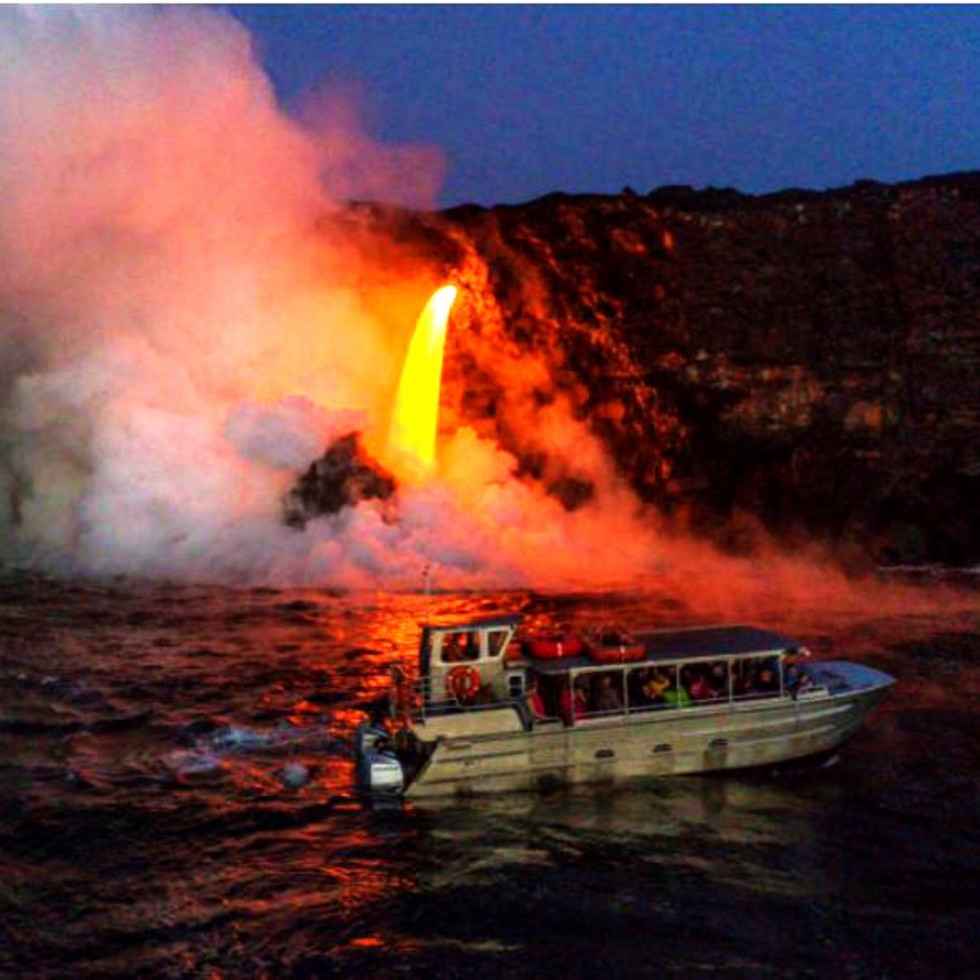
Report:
443,633,465,663
560,684,572,723
733,664,755,697
627,670,646,705
560,681,589,725
595,674,623,714
708,662,728,697
785,664,813,694
661,674,691,708
526,677,546,718
756,662,780,693
688,668,714,701
642,668,670,704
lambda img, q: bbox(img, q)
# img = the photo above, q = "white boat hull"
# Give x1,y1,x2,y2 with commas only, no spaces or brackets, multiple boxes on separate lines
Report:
402,662,892,799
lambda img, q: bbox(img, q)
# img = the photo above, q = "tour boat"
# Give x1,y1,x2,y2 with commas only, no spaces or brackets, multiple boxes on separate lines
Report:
355,614,894,798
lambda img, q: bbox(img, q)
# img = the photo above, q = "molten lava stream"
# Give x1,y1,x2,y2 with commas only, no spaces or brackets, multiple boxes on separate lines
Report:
387,284,457,479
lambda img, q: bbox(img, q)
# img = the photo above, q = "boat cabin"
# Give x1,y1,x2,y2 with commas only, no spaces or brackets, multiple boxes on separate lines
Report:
418,615,525,708
400,617,813,735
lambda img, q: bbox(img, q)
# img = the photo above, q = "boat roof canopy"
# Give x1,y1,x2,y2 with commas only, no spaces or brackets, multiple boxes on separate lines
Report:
531,624,799,675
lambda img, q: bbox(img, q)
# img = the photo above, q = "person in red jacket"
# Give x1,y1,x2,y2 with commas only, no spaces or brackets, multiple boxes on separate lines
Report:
559,679,589,725
526,677,547,719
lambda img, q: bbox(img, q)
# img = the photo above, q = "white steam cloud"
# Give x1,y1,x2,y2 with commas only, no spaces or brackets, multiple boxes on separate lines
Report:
0,6,445,585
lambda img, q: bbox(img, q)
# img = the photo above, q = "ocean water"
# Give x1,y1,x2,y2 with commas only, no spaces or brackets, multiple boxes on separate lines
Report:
1,574,979,978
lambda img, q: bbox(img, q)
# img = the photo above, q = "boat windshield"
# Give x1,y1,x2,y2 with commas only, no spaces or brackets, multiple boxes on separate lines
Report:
487,629,509,658
440,630,481,664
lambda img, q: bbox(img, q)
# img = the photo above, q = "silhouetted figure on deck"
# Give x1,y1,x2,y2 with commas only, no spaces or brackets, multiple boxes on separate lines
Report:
526,677,546,718
641,668,670,705
595,675,623,714
560,682,589,725
688,668,713,701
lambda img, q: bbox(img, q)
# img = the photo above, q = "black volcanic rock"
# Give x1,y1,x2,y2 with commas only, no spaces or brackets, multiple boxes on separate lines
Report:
344,172,980,565
284,433,396,529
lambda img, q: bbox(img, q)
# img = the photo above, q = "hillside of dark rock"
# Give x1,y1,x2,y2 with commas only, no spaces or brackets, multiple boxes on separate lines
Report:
284,433,396,530
345,173,980,565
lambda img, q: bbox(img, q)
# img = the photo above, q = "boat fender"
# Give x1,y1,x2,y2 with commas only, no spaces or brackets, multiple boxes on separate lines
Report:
445,665,481,705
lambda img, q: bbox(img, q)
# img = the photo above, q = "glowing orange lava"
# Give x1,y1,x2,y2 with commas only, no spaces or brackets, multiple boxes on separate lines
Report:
387,284,457,477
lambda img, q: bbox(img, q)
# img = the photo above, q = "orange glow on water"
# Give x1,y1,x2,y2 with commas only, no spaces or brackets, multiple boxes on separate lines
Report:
387,284,457,477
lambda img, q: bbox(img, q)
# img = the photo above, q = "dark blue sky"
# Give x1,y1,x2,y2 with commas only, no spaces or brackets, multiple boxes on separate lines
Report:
229,5,980,207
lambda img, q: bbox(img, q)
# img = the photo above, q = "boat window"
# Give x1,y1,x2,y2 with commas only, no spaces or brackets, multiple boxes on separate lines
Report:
441,631,481,664
731,656,782,699
507,673,525,698
628,665,673,711
537,674,567,719
680,660,730,705
487,629,509,658
656,664,688,708
583,669,626,718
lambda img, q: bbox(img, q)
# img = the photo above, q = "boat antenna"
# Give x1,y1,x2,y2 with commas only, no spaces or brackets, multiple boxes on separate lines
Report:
421,561,432,623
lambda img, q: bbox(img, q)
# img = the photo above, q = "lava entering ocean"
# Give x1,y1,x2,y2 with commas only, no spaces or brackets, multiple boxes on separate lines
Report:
0,6,671,589
386,284,457,479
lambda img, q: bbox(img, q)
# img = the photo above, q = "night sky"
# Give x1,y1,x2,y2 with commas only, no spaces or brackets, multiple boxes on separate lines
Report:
228,4,980,207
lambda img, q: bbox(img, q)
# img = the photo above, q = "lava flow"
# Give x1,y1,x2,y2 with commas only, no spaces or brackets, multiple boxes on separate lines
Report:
386,284,457,478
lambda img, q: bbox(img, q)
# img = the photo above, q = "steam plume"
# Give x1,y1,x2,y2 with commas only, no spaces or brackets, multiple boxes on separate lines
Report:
0,7,430,583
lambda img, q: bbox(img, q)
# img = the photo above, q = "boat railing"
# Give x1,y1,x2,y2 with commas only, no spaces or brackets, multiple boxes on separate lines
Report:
730,689,784,705
392,666,811,728
624,690,736,716
575,687,788,724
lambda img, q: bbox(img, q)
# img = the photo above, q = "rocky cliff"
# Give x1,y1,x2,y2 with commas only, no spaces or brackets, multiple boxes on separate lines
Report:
342,172,980,565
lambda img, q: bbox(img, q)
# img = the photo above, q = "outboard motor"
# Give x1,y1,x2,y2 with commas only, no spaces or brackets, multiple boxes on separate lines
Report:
354,722,388,756
354,721,405,794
